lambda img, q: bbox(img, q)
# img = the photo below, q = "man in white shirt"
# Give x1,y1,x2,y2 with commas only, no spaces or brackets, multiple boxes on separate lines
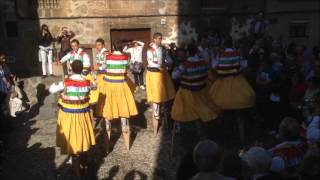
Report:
123,40,145,89
59,39,91,75
146,33,176,137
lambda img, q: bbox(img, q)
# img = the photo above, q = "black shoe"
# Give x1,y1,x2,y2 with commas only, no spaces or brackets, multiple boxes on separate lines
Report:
50,74,55,77
42,75,47,79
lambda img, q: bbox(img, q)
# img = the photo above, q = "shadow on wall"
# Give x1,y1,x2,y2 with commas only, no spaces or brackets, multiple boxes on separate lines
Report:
1,0,41,77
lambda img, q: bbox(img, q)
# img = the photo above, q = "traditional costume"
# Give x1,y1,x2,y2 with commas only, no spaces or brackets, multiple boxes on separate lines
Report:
60,48,91,75
209,48,255,110
101,51,138,150
49,74,96,155
171,55,219,122
93,48,110,117
146,44,176,136
209,48,255,145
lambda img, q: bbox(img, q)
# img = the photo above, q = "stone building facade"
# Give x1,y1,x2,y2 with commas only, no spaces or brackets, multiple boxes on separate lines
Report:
0,0,319,75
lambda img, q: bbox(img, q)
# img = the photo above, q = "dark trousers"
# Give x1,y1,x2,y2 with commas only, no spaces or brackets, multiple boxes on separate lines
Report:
0,92,10,143
133,72,144,86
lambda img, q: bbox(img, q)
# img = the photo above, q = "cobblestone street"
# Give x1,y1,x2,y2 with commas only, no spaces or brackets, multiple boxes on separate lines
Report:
0,76,184,180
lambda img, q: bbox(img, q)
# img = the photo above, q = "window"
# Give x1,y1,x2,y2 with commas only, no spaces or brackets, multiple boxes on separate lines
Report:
201,0,225,9
290,20,308,38
5,21,18,38
38,0,59,9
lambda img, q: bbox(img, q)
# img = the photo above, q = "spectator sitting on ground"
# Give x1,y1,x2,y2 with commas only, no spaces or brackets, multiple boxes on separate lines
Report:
8,75,28,117
191,140,235,180
270,117,308,175
246,147,283,180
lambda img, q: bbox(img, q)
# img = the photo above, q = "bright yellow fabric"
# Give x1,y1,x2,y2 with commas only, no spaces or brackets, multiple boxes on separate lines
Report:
84,74,99,105
56,109,96,155
101,78,138,120
209,75,256,110
171,88,219,122
146,69,176,103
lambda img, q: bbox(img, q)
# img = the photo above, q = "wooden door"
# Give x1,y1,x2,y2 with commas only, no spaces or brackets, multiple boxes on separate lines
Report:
110,28,151,62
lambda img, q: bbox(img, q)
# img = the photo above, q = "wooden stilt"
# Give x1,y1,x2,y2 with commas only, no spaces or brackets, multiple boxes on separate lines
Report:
153,116,159,137
105,120,111,154
163,111,169,131
122,127,130,151
170,121,177,159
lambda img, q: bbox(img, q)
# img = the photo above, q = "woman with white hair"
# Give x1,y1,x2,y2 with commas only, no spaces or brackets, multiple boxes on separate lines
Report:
246,147,282,180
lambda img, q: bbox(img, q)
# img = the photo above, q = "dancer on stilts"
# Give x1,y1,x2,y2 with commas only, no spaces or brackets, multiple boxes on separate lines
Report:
209,36,255,146
146,33,176,137
170,44,220,156
49,60,96,179
100,43,138,151
93,38,111,120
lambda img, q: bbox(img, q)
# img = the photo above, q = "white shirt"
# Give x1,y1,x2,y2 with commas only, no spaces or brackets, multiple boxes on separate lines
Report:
147,44,172,68
49,74,85,94
96,48,108,70
123,41,144,63
60,48,91,68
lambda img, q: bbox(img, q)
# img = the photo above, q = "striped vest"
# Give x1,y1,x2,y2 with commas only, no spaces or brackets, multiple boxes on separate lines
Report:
216,49,241,76
104,54,128,83
69,50,86,63
148,47,163,69
59,78,91,113
96,49,110,65
96,49,110,73
180,59,208,91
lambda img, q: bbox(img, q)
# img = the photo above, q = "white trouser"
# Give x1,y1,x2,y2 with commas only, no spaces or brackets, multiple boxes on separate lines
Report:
39,45,53,75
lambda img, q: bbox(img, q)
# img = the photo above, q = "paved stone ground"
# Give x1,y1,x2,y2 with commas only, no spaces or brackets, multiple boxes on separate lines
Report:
1,76,263,180
0,76,185,180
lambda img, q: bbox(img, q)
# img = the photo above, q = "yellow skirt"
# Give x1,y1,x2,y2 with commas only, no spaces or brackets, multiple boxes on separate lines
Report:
95,75,136,118
56,109,96,155
146,69,176,103
209,75,256,110
84,74,99,105
102,79,138,120
95,73,107,117
171,88,219,122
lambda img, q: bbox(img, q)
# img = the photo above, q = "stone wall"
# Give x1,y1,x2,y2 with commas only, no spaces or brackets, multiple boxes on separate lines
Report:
2,0,319,76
